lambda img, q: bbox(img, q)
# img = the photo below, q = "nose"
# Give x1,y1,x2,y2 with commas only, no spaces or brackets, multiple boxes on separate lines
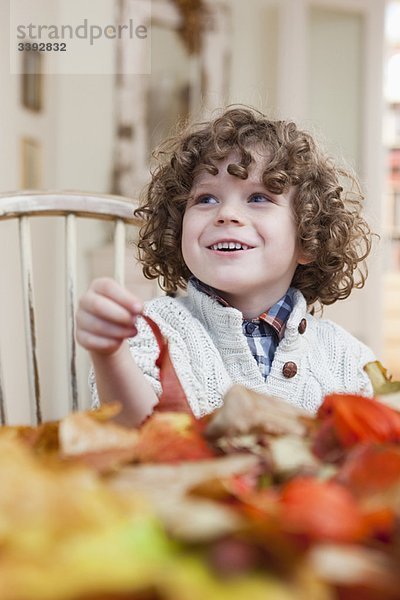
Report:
215,202,244,225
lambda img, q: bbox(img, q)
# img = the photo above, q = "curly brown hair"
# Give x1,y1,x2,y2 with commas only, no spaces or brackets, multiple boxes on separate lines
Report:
134,106,373,308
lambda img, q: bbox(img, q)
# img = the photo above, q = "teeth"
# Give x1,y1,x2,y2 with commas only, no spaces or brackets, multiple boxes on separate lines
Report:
210,242,250,251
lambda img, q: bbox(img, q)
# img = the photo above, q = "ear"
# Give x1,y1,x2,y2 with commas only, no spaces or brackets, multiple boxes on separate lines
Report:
297,253,313,266
296,240,313,266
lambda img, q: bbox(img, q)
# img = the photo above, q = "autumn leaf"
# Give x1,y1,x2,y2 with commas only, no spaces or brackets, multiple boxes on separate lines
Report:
278,478,370,543
314,393,400,453
111,454,259,500
0,421,60,457
59,408,214,470
334,444,400,535
58,410,139,472
205,385,311,440
364,362,400,413
110,454,259,542
311,417,345,464
336,444,400,496
308,544,400,600
364,361,400,396
268,434,320,478
133,412,215,463
60,411,138,456
142,315,192,414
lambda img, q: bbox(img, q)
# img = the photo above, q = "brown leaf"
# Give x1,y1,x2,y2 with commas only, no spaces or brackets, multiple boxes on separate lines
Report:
364,361,400,396
89,402,125,421
109,454,258,541
0,421,60,456
377,391,400,412
308,544,400,597
60,411,139,456
268,435,321,478
110,453,259,499
206,385,311,440
59,411,139,471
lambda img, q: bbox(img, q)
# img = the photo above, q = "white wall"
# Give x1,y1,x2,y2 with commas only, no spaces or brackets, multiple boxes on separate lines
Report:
0,0,59,423
307,6,367,341
228,0,279,114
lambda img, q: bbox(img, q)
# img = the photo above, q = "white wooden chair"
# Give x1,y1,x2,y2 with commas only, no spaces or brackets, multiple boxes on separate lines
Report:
0,191,142,425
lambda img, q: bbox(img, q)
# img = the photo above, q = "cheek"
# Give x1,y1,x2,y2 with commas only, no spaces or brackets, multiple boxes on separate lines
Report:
266,218,299,257
259,215,297,240
182,210,204,241
181,214,195,262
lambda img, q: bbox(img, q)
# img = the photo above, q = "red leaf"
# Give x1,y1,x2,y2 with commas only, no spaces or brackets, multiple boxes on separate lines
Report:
311,416,345,463
133,412,215,463
278,477,369,543
317,394,400,448
362,506,396,540
142,315,192,414
336,444,400,496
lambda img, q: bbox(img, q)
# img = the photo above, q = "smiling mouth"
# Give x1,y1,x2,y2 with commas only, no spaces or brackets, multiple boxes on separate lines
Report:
208,242,254,252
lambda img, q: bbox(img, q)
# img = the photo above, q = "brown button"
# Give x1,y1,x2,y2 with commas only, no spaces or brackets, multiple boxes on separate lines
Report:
298,318,307,334
282,361,297,378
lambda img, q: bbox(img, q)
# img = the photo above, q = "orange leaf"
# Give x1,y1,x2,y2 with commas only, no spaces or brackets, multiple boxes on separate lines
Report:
279,477,369,543
134,412,215,463
362,506,396,540
317,394,400,449
336,444,400,496
0,421,60,456
142,315,192,414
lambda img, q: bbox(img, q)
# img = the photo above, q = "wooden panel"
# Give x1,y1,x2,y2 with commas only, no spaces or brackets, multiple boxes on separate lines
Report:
19,216,42,424
65,214,78,412
0,192,141,225
113,219,126,285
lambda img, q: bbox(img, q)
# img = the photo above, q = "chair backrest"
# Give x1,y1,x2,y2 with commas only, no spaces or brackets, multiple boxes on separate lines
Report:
0,191,142,425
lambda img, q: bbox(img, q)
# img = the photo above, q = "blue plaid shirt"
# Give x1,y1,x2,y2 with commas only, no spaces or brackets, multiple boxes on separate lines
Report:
190,277,295,381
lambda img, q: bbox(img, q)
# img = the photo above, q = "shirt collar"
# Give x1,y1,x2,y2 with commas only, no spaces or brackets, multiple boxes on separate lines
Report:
189,276,295,340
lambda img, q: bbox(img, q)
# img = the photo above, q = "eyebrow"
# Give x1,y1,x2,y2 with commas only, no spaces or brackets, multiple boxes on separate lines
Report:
193,177,267,189
191,180,293,204
193,182,217,188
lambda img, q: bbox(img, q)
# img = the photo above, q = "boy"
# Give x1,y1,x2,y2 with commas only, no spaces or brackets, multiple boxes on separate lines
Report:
76,107,375,426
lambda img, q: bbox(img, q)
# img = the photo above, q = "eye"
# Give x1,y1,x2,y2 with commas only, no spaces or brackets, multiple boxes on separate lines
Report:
196,194,219,204
249,193,270,203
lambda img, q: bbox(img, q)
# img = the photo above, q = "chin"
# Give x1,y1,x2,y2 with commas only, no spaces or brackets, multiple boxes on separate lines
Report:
208,281,239,295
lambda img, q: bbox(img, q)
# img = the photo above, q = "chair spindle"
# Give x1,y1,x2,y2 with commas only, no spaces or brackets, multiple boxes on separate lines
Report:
19,216,42,424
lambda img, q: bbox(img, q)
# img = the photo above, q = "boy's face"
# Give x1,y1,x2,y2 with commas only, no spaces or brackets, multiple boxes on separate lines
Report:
181,151,309,318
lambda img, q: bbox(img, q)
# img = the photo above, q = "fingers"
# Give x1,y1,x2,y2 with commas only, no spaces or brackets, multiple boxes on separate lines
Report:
91,277,143,314
75,330,127,355
76,310,138,339
79,292,135,327
76,277,143,354
80,278,143,321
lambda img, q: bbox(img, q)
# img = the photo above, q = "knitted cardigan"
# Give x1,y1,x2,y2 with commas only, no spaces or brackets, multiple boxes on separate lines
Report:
90,281,375,417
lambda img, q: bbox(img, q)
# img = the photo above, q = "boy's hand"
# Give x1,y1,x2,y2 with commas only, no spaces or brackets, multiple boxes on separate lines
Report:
76,277,143,356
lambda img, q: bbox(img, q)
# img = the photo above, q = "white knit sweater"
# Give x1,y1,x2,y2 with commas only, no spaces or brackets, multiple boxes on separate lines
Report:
90,282,375,416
